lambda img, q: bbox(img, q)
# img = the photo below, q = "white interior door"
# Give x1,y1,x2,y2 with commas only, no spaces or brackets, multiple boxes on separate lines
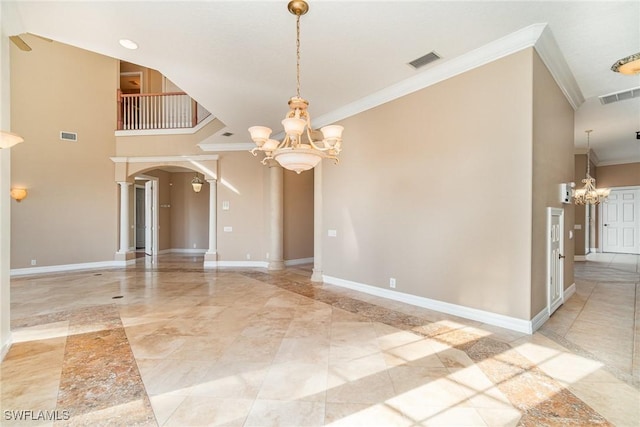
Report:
547,208,564,315
602,188,640,254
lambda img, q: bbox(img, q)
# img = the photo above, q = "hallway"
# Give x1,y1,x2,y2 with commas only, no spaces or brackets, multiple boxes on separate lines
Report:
1,255,638,426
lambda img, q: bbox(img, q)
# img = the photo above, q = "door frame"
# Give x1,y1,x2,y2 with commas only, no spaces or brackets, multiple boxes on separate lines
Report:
134,174,159,256
600,186,640,254
547,207,565,315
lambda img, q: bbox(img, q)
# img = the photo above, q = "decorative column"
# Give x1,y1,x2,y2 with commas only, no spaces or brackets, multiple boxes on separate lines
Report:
268,163,285,270
117,181,132,254
311,162,323,282
204,179,218,267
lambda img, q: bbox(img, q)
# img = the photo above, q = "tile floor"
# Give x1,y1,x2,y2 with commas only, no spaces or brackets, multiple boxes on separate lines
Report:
1,254,638,426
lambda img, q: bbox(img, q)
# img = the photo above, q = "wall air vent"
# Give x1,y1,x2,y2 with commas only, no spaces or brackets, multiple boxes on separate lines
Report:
408,51,441,69
599,87,640,105
60,131,77,142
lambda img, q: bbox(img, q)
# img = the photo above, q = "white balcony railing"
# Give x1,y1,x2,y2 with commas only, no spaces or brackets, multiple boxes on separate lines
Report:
117,90,209,131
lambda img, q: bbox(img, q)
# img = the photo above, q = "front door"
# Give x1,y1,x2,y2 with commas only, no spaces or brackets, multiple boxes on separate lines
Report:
548,208,564,315
602,188,640,254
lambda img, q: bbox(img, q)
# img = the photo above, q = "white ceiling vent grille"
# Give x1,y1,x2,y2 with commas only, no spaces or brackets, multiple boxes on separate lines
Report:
408,51,441,69
60,131,77,142
599,87,640,105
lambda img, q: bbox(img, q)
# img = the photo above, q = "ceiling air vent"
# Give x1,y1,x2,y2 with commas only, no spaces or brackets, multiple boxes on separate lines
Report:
408,51,441,69
60,131,77,142
222,132,234,137
599,87,640,105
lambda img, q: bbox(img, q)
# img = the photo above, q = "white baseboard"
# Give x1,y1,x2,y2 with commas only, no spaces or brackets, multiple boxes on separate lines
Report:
1,335,12,361
564,282,576,300
169,248,208,254
10,260,126,277
574,255,586,261
323,275,535,334
531,308,549,333
285,257,314,266
204,260,269,269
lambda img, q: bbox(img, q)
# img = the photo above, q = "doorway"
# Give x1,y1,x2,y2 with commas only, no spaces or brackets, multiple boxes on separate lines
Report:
601,187,640,254
135,185,145,250
547,207,565,315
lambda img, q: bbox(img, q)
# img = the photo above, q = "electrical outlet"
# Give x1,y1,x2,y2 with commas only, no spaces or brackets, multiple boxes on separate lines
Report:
389,278,396,288
193,243,197,248
31,259,37,266
246,253,251,260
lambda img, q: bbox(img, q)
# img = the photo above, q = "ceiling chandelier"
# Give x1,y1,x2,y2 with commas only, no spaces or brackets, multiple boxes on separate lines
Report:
573,130,610,205
249,0,343,174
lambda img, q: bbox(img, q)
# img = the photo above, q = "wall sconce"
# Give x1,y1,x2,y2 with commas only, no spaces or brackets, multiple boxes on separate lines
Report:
10,188,27,202
0,130,24,149
191,174,203,193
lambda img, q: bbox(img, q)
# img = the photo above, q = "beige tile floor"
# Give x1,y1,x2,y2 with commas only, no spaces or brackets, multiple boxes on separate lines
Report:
1,254,638,426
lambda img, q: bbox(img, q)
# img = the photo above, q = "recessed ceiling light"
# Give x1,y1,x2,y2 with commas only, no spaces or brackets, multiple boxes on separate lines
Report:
119,39,138,50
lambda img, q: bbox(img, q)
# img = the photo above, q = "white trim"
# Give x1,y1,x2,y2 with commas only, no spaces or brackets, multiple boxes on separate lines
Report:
312,23,581,129
1,335,12,361
564,282,576,301
596,158,640,167
111,154,219,163
198,142,256,152
10,260,129,277
589,247,599,254
323,275,535,334
574,255,587,261
531,309,549,333
533,25,584,110
285,257,314,266
204,260,269,269
115,114,216,137
169,248,207,254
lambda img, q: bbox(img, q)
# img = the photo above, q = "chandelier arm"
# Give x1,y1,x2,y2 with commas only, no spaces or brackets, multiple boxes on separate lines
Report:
250,147,259,156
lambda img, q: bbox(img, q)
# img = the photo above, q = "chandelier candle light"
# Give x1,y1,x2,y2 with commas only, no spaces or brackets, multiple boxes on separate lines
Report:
573,130,610,205
249,0,343,174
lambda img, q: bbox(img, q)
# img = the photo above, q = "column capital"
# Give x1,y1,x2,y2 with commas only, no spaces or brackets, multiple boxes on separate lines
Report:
205,178,217,183
117,181,133,186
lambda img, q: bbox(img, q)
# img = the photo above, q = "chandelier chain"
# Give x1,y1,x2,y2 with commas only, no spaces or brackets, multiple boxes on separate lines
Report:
585,130,592,176
296,13,301,99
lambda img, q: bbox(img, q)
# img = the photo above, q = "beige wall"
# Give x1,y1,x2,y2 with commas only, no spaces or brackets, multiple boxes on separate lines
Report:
170,172,209,250
284,169,314,261
531,51,575,315
323,49,536,320
1,7,13,356
597,162,640,188
10,34,118,268
216,152,267,262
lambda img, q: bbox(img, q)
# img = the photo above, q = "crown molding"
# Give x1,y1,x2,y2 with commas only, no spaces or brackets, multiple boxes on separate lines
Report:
314,23,583,128
533,25,584,110
110,154,219,163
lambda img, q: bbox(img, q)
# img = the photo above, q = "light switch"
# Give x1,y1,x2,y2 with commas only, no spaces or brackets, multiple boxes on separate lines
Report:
328,229,337,237
222,201,230,210
574,224,582,230
223,226,232,232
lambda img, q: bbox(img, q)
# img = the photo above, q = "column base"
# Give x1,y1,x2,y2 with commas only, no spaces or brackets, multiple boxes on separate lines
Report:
204,251,218,268
114,251,136,262
311,269,323,283
268,260,285,271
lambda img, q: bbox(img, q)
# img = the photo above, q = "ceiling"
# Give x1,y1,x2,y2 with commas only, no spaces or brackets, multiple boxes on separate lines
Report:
4,1,640,165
